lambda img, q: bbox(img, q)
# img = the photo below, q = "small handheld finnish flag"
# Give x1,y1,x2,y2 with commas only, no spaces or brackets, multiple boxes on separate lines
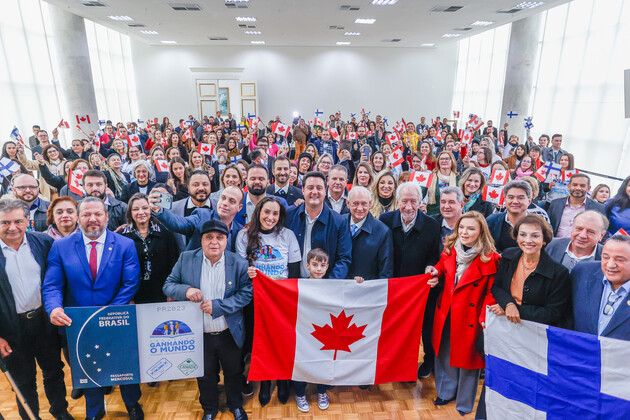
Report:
0,157,20,177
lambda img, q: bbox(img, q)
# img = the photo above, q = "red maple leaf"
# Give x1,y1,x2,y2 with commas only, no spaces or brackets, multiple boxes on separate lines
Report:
202,145,209,152
418,175,426,182
495,172,503,180
311,310,367,360
488,190,499,199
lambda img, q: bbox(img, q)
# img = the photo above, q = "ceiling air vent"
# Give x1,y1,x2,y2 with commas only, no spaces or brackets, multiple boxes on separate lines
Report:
339,5,361,11
496,8,523,13
430,5,463,12
127,23,146,27
455,27,472,31
225,1,248,9
208,36,228,41
329,25,346,30
382,38,401,42
238,24,256,28
78,0,107,6
168,3,202,11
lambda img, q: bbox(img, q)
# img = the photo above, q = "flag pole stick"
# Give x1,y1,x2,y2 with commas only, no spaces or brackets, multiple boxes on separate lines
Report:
0,357,38,420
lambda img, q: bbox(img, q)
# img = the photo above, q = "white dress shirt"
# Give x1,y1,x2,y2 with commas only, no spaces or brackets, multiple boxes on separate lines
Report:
82,231,107,273
327,191,347,214
300,207,322,277
200,254,228,332
0,236,42,313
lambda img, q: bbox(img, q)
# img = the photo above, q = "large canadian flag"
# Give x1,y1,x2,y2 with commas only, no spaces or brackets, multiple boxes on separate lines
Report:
249,272,431,385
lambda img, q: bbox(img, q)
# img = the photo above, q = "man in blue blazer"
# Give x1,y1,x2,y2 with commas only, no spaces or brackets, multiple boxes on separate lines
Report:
42,197,142,420
286,172,352,279
0,199,72,420
151,186,243,251
265,156,303,206
571,235,630,340
163,220,251,420
345,186,393,279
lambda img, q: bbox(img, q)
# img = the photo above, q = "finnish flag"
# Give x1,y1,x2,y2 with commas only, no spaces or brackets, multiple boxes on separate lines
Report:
0,157,20,177
484,311,630,419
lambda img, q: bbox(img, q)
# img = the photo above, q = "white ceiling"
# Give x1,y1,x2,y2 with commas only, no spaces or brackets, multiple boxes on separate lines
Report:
44,0,570,47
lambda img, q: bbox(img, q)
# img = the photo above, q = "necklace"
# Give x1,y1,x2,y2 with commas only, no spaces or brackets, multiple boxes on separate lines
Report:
520,257,538,270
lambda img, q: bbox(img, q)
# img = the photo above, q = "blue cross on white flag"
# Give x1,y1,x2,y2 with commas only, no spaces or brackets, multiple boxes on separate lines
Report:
0,157,20,177
484,311,630,419
315,108,324,117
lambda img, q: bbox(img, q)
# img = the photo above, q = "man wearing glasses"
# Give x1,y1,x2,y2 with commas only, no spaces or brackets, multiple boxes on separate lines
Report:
30,128,65,157
571,235,630,340
11,174,50,232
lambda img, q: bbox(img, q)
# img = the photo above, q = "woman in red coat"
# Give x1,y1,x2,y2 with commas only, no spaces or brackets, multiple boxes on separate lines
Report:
426,211,500,416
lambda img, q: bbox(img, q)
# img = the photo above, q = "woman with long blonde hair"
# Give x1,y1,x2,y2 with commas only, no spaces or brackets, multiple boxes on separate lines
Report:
369,169,398,218
426,211,500,416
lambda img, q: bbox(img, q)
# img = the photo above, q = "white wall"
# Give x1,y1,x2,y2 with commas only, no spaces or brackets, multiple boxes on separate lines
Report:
130,41,458,125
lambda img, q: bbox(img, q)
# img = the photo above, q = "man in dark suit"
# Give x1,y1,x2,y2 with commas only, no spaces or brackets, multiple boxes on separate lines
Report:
379,181,441,379
486,180,533,252
345,186,393,279
547,173,605,237
236,164,286,225
546,210,607,271
82,170,127,231
541,134,567,163
572,235,630,340
170,171,216,250
431,186,464,253
11,174,50,232
28,125,40,148
43,197,142,420
0,199,72,420
266,156,303,206
163,220,251,420
324,165,350,215
286,172,352,279
151,186,243,251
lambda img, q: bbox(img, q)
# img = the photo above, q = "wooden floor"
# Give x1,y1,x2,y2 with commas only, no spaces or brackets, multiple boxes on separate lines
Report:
0,355,482,419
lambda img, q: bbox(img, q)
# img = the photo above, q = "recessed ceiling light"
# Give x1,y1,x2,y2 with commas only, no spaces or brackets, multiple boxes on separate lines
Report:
251,40,265,45
236,16,257,22
161,40,177,44
514,1,545,8
344,32,361,36
140,30,159,35
336,41,351,45
108,15,133,21
421,43,435,47
471,21,495,26
355,18,376,24
372,0,398,5
245,30,261,35
226,0,249,3
442,33,461,38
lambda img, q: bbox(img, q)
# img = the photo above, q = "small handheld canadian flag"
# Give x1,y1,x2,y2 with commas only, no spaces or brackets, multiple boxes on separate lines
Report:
482,185,505,206
490,170,510,186
347,132,357,140
155,160,169,173
75,114,91,125
386,132,400,146
272,122,291,137
460,128,474,146
328,128,340,141
393,120,405,132
126,134,141,148
198,143,215,156
561,169,579,182
468,114,484,131
182,127,194,142
314,117,323,127
203,124,213,132
389,147,405,168
160,136,169,148
180,120,192,129
58,119,70,129
614,228,629,237
409,170,434,188
453,111,460,118
68,170,86,197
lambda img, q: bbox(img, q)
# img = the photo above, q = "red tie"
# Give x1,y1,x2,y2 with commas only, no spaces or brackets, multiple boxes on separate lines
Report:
89,241,98,281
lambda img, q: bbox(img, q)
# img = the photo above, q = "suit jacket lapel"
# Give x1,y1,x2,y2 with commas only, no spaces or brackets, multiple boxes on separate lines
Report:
602,286,630,336
75,234,93,281
586,267,604,334
192,249,203,290
96,231,116,283
223,253,235,298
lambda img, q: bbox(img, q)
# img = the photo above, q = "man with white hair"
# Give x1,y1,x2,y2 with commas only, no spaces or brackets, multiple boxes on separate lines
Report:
380,181,441,379
345,186,393,280
546,210,607,271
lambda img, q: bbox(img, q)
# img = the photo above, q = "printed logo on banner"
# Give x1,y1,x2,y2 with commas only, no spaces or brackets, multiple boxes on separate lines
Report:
178,358,199,376
149,320,196,355
146,358,173,379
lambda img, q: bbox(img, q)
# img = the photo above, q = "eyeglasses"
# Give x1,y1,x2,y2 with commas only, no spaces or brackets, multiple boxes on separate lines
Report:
13,185,38,191
603,291,622,315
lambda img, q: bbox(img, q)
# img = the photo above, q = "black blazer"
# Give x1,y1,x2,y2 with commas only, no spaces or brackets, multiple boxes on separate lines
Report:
491,247,571,327
465,197,495,218
345,213,394,280
0,232,54,346
121,180,157,203
266,184,304,206
379,209,441,277
547,197,606,235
